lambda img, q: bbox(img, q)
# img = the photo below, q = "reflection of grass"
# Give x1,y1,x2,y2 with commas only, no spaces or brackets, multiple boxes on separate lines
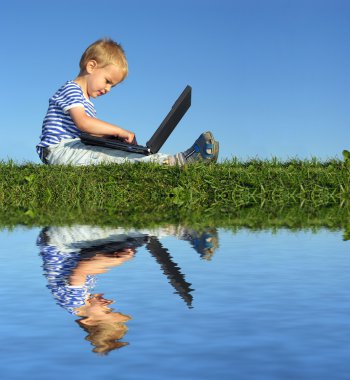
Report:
1,204,349,231
1,158,350,230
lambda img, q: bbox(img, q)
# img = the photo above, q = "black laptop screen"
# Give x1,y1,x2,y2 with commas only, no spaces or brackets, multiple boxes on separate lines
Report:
146,85,191,153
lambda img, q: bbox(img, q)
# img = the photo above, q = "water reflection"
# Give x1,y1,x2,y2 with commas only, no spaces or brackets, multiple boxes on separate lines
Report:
36,225,218,354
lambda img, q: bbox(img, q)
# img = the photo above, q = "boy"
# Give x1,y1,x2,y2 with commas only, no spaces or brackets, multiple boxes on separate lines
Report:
36,38,219,166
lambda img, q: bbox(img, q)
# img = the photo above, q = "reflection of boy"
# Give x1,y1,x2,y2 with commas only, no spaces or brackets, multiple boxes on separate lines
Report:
37,227,146,355
37,225,219,354
36,38,219,166
37,226,146,315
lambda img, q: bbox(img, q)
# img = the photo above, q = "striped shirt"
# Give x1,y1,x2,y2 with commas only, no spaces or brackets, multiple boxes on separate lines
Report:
36,80,96,162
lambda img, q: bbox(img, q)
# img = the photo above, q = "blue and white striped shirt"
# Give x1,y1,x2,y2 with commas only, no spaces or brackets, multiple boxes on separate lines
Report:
36,80,96,162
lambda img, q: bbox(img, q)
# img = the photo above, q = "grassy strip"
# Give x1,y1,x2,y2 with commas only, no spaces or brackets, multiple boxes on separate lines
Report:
1,204,349,232
1,158,350,232
1,158,350,212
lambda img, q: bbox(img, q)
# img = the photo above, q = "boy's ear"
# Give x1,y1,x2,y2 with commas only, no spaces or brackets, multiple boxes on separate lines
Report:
86,60,98,73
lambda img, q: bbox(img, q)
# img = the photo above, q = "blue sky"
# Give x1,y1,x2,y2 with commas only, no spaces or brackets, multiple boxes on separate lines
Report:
1,0,349,163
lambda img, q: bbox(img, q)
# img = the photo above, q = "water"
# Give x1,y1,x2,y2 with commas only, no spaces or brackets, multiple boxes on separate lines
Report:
1,225,350,380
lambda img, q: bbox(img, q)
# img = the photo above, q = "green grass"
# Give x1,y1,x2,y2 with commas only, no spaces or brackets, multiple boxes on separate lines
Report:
1,158,350,229
1,158,350,208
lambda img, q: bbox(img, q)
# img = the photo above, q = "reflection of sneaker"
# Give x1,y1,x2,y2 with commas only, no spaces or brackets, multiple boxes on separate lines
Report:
174,131,219,165
179,228,219,260
191,231,218,260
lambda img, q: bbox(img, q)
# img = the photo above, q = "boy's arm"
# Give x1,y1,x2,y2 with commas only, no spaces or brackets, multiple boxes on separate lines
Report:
69,107,136,144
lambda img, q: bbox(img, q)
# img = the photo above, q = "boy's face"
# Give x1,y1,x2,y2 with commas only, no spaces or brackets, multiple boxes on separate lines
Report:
86,60,124,98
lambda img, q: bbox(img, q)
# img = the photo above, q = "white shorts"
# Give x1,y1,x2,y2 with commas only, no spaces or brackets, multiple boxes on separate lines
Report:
44,138,170,166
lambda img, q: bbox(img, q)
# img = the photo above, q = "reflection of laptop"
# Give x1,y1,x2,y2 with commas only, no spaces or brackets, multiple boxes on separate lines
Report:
146,236,193,308
80,85,192,155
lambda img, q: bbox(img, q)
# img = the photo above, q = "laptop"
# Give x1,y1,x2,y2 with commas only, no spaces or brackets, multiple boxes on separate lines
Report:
80,85,192,155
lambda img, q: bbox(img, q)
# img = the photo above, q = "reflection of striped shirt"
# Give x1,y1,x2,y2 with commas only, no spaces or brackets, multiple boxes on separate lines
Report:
36,81,96,162
37,232,96,315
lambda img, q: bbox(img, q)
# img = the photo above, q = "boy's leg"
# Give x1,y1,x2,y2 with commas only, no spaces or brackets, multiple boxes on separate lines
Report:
45,138,170,165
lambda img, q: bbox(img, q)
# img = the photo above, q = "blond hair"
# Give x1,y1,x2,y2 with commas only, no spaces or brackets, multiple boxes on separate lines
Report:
79,38,128,80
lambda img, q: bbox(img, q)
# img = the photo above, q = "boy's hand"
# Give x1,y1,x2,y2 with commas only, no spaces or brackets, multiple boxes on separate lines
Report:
120,130,137,145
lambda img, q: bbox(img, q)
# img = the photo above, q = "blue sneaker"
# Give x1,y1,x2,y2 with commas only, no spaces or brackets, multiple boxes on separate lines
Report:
181,131,219,164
